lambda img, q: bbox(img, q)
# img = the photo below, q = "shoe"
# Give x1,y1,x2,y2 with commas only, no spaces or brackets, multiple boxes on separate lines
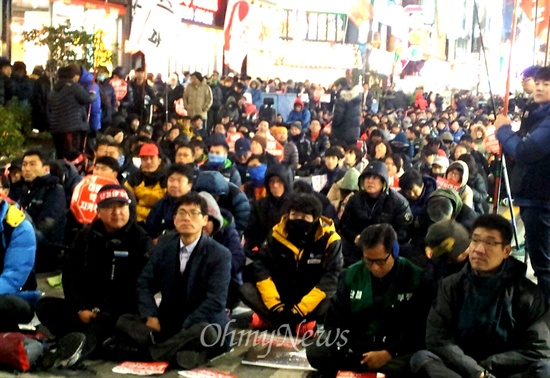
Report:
250,313,271,330
102,336,144,361
295,320,317,337
53,332,86,369
176,350,208,370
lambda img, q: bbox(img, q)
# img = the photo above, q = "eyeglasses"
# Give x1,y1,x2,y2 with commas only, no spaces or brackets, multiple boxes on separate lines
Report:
176,209,203,218
363,254,391,267
470,238,504,248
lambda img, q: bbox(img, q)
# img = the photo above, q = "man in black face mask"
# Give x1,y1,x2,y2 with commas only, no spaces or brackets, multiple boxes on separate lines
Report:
239,193,343,335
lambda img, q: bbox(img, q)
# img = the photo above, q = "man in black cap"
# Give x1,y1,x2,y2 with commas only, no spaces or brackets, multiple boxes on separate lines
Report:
200,133,241,186
0,58,13,105
233,138,252,182
340,161,413,266
36,184,152,359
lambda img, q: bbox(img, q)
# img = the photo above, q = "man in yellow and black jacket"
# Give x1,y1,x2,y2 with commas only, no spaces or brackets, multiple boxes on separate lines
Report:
239,193,343,334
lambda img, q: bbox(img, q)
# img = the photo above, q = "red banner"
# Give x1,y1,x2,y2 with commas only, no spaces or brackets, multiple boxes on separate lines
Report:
436,176,461,192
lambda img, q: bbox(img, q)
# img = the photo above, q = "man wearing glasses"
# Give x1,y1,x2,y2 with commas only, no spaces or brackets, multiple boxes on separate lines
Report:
412,214,550,378
307,223,424,377
115,192,231,370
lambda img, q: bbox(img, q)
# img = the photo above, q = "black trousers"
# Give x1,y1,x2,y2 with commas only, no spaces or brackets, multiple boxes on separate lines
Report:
116,314,217,362
306,341,412,378
238,282,330,324
36,297,116,357
0,295,33,332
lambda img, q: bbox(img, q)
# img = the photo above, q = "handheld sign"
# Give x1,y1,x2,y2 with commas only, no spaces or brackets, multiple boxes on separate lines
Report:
70,175,119,225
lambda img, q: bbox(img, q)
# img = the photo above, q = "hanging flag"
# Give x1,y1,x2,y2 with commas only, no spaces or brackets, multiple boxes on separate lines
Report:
128,0,181,56
520,0,550,38
224,0,253,71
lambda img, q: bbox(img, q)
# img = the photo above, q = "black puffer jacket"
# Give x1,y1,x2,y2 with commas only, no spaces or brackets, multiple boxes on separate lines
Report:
340,161,412,266
47,78,96,133
332,85,362,145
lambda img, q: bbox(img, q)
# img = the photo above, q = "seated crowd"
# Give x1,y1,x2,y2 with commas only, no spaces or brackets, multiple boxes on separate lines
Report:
0,73,549,378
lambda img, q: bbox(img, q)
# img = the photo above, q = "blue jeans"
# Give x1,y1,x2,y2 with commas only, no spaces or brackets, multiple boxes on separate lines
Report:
521,206,550,303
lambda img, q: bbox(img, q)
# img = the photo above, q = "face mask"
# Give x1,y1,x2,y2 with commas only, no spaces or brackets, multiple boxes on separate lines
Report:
286,219,316,243
117,155,125,167
248,164,267,186
97,73,107,81
207,153,226,168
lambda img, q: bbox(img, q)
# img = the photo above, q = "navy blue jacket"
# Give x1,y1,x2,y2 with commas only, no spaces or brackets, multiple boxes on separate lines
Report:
497,102,550,207
137,232,231,332
145,196,177,239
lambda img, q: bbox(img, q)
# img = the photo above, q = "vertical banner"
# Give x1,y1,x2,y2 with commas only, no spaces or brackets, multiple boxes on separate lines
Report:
129,0,181,57
224,0,253,71
520,0,550,38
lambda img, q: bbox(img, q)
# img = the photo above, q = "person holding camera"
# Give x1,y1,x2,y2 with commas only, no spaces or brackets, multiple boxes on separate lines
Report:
36,184,153,361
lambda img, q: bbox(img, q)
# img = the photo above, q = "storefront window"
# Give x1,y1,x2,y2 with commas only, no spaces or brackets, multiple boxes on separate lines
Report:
280,9,346,43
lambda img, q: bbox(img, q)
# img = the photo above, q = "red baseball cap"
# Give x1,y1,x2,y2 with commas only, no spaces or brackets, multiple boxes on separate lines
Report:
139,143,160,157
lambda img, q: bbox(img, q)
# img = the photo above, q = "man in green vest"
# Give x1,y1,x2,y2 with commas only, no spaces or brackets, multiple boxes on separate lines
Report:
306,223,425,377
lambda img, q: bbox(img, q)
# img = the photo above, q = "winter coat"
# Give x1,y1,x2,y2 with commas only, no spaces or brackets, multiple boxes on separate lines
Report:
30,74,51,132
332,85,362,145
62,219,152,315
447,160,474,209
166,84,184,118
340,164,413,265
325,257,424,356
497,102,550,207
244,164,293,257
183,81,213,119
0,200,39,305
290,133,313,166
409,175,438,219
254,215,343,315
78,68,102,132
61,161,83,208
247,85,263,110
212,208,246,287
125,168,167,223
144,195,177,239
426,258,550,376
0,72,12,105
20,174,66,245
98,79,116,129
315,166,345,197
468,172,489,215
47,78,96,134
281,140,299,172
193,171,250,234
287,101,312,131
11,75,33,104
306,130,330,160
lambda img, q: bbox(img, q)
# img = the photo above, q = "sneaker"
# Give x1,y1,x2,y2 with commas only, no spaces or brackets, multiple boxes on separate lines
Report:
176,350,208,370
53,332,86,369
250,313,271,330
295,320,317,337
102,336,145,361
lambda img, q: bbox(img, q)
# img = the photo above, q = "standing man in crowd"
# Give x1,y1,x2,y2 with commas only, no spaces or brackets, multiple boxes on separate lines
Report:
183,72,213,124
496,66,550,304
331,77,362,146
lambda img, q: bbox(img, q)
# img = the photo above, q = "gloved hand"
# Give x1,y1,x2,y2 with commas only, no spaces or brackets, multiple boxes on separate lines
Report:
269,303,286,325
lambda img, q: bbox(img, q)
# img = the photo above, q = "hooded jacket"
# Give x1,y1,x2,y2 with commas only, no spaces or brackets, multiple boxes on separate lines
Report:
254,215,343,316
199,156,241,187
447,160,474,209
78,67,102,132
286,98,312,131
193,171,250,234
426,258,550,377
409,175,438,219
332,85,362,144
0,200,39,305
340,161,413,266
47,78,96,133
420,188,477,234
244,164,293,258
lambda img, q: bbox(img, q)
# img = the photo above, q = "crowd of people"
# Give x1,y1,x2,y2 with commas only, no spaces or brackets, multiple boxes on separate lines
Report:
0,58,550,378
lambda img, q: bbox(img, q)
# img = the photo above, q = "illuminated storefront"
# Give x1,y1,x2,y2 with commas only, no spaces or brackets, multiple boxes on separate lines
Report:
129,0,227,77
10,0,127,72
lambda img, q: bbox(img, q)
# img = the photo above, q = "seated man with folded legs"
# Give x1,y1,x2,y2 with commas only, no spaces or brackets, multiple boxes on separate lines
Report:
411,214,550,378
239,193,343,335
307,223,425,378
115,193,232,370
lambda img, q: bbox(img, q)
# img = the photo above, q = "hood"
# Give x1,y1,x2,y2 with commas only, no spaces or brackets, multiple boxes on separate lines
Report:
198,191,224,234
390,131,409,147
337,167,360,191
428,188,463,219
265,164,293,198
422,175,438,195
447,160,469,187
471,124,487,140
53,78,73,91
358,160,389,191
63,161,82,189
339,85,363,103
294,97,304,107
194,171,230,196
272,215,338,254
78,67,95,87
